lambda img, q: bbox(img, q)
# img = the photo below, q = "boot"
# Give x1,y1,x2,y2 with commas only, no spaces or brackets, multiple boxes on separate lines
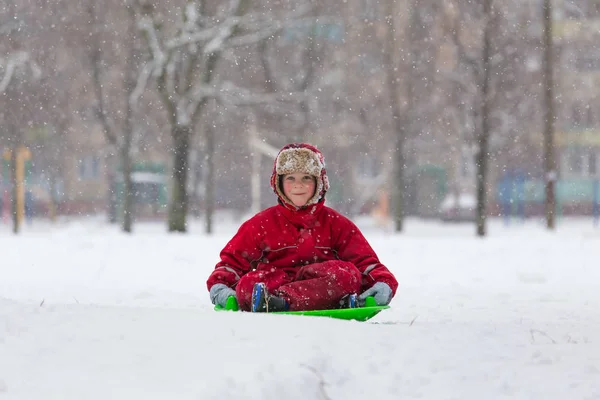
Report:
338,293,358,309
251,282,289,312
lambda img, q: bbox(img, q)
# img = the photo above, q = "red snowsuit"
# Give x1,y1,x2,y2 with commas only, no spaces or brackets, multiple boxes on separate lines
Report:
206,143,398,311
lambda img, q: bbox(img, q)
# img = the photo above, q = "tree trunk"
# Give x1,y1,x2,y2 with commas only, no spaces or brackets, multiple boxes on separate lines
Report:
168,125,191,232
298,99,310,143
392,132,406,232
475,130,489,237
10,146,19,234
188,148,201,218
542,0,556,230
121,4,137,234
249,121,262,215
204,122,215,234
476,0,493,237
121,136,134,233
107,157,118,224
88,1,138,233
48,172,57,223
383,0,409,233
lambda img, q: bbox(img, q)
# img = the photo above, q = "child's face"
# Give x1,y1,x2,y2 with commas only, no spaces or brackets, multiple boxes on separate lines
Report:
282,173,316,207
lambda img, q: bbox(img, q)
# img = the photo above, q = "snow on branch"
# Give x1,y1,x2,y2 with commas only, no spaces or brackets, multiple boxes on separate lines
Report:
147,3,319,55
130,63,153,106
227,15,340,49
137,16,167,76
0,51,41,93
203,17,240,54
136,0,327,126
0,19,23,35
216,80,301,106
166,17,240,50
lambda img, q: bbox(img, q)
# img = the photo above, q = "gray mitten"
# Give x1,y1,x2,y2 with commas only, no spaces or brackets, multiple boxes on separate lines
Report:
209,283,236,308
358,282,393,306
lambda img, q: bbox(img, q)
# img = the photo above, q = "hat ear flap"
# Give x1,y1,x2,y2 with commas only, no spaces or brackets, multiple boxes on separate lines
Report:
270,143,329,208
322,174,330,192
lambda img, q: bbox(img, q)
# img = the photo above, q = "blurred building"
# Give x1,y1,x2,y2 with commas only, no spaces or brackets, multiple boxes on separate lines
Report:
553,0,600,214
492,0,600,218
6,0,600,222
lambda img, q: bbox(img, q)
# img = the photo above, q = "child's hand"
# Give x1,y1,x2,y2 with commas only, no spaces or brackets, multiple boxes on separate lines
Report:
358,282,393,306
209,283,236,307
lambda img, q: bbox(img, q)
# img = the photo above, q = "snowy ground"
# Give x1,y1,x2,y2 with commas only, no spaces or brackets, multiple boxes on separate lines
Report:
1,215,599,400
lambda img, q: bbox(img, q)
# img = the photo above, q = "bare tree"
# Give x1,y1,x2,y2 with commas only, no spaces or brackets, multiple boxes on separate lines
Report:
257,3,336,143
203,110,216,233
382,0,412,232
137,1,243,232
474,0,493,237
136,0,315,232
88,0,146,233
542,0,556,230
0,0,41,234
443,0,522,236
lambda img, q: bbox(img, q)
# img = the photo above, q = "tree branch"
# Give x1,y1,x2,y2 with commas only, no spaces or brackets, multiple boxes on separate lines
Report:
0,52,30,92
88,1,117,146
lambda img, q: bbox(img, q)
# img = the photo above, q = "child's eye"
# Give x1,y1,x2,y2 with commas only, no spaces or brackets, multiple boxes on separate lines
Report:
302,176,312,181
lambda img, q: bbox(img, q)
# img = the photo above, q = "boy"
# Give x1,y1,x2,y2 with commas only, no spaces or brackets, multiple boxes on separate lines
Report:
207,143,398,312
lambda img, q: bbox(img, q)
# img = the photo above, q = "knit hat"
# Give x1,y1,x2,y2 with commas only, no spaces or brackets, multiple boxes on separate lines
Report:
270,143,330,208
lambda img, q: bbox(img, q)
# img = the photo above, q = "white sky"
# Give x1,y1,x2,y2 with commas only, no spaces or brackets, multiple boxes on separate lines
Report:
1,215,599,400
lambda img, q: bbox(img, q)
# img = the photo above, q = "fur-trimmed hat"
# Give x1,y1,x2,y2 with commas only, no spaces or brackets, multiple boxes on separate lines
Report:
270,143,330,209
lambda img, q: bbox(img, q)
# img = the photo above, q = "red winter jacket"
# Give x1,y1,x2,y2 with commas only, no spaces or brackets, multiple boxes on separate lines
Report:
206,201,398,295
206,143,398,296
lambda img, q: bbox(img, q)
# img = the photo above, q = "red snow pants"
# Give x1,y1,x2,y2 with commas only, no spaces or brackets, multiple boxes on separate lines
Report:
235,260,362,311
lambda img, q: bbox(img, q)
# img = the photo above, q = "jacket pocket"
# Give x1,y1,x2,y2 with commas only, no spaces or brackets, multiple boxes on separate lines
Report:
309,246,339,263
257,245,298,267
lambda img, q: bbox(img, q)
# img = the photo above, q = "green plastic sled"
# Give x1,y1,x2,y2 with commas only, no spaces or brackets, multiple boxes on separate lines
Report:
214,296,389,322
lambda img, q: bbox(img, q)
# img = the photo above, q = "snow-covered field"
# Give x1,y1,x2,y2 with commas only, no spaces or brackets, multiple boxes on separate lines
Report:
1,215,599,400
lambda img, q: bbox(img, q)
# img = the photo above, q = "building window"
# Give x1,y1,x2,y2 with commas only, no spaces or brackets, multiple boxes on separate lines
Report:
590,152,598,176
357,53,382,74
571,102,593,129
576,51,600,71
362,0,381,21
460,147,475,179
563,0,600,19
569,149,584,174
78,156,100,180
562,147,599,177
359,153,374,177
